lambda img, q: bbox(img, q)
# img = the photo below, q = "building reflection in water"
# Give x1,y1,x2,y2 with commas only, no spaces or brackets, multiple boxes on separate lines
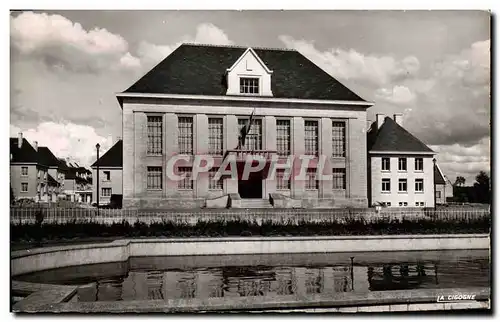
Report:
76,261,447,302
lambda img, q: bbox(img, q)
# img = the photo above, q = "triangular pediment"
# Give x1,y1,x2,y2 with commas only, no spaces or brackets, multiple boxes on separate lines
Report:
227,47,273,74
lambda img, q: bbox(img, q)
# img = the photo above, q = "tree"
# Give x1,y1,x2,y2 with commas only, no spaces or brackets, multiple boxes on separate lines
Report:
454,176,466,187
473,171,491,204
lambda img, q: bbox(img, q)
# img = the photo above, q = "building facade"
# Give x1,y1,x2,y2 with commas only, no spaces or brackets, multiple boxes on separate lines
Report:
367,114,437,208
117,44,373,209
91,140,123,206
434,163,453,204
10,133,50,202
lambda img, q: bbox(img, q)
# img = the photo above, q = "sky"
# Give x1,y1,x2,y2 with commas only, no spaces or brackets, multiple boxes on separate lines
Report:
9,10,490,184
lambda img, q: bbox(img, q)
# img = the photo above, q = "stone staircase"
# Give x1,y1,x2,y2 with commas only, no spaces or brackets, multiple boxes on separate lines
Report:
237,198,273,209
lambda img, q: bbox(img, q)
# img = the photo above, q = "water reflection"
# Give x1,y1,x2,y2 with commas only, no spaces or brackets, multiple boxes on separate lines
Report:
74,258,490,303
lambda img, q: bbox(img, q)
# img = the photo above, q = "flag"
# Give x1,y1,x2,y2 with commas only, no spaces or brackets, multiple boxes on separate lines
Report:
238,108,256,149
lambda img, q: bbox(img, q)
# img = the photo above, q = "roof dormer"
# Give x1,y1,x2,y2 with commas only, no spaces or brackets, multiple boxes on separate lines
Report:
226,47,273,96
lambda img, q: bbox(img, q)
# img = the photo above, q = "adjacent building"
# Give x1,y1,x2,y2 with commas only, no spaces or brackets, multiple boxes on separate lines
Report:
10,133,54,202
91,139,123,206
61,160,93,203
117,44,373,209
434,162,454,204
367,114,437,208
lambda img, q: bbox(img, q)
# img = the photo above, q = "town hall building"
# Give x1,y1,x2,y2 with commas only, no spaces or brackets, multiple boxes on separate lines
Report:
117,43,374,209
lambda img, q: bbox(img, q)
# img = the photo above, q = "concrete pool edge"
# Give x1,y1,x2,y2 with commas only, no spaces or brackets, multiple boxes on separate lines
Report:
11,234,490,276
13,287,490,313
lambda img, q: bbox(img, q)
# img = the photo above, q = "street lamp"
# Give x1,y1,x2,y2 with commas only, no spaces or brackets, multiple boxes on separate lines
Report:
433,158,437,211
96,143,100,216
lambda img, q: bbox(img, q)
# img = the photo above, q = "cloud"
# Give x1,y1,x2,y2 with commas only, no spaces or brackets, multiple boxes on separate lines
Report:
431,137,490,184
375,85,416,104
136,23,233,69
11,11,140,73
279,35,420,86
10,122,115,168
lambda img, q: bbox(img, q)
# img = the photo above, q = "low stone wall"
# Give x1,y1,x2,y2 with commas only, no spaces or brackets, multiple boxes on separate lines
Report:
11,234,490,276
13,285,490,313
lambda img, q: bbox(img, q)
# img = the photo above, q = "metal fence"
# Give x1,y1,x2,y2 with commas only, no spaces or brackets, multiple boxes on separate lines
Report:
10,206,490,226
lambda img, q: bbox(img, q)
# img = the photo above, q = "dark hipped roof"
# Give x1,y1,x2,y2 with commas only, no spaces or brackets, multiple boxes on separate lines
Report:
91,140,122,168
10,138,38,163
38,147,62,168
124,44,366,102
434,164,446,185
368,117,434,153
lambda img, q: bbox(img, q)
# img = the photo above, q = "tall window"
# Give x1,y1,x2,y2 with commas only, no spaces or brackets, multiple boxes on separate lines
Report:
332,168,346,190
276,169,291,190
208,118,223,155
332,121,346,157
209,168,223,190
178,167,193,190
147,115,163,155
382,158,390,171
305,168,318,190
147,166,163,190
178,117,193,155
102,188,112,197
21,182,28,192
240,77,259,94
305,120,318,156
398,158,407,171
415,158,424,171
398,179,407,192
238,118,262,150
276,120,291,156
21,167,28,176
415,178,424,192
103,171,111,181
436,191,442,199
382,178,391,192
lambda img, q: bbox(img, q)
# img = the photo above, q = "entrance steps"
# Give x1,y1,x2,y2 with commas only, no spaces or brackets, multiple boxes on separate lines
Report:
237,198,273,209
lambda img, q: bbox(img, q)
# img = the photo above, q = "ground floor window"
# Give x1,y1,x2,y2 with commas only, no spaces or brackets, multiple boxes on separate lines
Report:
332,168,346,190
178,167,193,190
21,182,28,192
147,166,163,190
276,169,291,190
415,202,425,207
209,168,223,190
398,201,408,207
305,168,319,190
102,188,112,197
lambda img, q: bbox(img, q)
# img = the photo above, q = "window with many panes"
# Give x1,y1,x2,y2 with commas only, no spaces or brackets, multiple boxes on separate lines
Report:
178,167,193,190
147,166,163,190
332,168,346,190
305,120,318,156
415,158,423,171
305,168,319,190
276,169,291,190
382,158,390,171
415,178,424,192
178,117,193,154
382,178,391,192
102,188,112,197
240,77,259,94
276,120,291,156
238,118,262,150
209,168,223,190
398,158,407,171
332,121,346,157
21,167,28,176
21,182,28,192
147,115,163,155
398,179,407,192
208,118,223,155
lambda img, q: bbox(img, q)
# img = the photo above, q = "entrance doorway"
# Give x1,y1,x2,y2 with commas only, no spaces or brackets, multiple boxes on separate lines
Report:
238,170,263,199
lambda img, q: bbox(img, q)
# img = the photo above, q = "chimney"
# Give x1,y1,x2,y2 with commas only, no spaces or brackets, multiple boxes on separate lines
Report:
394,113,403,127
33,141,38,151
376,114,385,129
18,132,23,149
